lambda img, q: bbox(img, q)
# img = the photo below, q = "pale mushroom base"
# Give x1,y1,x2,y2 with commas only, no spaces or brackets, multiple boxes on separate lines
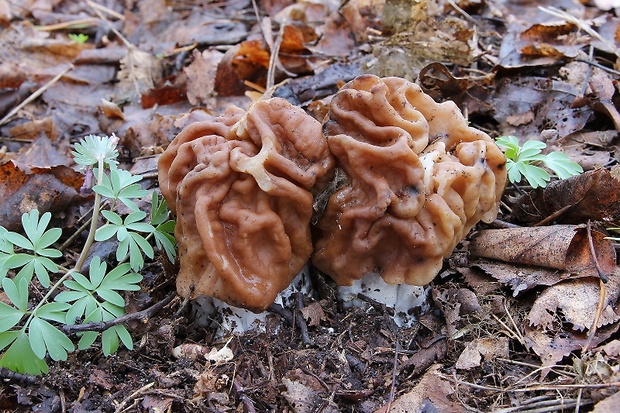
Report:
190,266,314,336
337,272,431,328
189,266,432,335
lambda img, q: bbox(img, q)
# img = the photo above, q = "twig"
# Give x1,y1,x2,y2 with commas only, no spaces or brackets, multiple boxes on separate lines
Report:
233,376,258,413
268,302,293,325
586,220,608,282
62,292,176,334
295,293,312,346
380,337,400,413
583,277,606,352
0,367,38,384
0,65,74,126
114,382,155,413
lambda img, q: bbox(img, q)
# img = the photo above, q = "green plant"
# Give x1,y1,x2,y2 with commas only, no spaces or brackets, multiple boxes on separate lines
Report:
496,136,583,188
68,33,89,44
0,134,176,375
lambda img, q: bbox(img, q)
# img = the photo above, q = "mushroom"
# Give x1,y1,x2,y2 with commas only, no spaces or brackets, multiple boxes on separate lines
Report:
312,74,507,287
158,98,334,313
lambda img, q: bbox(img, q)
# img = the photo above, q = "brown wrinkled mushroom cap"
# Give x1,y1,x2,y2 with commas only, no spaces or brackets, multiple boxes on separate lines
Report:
312,74,507,286
158,98,334,312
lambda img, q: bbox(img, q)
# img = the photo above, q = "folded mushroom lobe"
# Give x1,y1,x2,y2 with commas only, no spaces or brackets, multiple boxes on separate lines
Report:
312,74,507,286
159,98,333,312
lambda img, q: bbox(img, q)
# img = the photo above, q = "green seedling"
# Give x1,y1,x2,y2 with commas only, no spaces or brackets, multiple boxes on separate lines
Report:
496,135,583,188
0,134,176,374
68,33,89,44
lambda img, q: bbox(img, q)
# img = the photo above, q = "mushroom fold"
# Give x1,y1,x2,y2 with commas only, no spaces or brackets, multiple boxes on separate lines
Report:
311,75,507,286
158,99,334,312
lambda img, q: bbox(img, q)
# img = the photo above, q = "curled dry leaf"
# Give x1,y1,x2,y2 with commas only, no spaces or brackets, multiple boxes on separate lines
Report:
378,364,463,413
469,225,616,275
470,259,592,296
171,342,233,363
455,337,510,370
524,320,620,376
116,46,163,103
528,276,620,331
513,167,620,225
0,161,84,231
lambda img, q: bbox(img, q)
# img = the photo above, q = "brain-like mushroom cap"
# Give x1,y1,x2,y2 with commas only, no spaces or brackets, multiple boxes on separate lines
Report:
158,98,334,312
312,75,507,286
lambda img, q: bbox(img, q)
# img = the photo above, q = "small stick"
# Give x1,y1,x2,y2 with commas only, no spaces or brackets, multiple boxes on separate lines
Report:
0,65,74,126
62,292,176,334
295,293,312,346
583,277,606,353
233,376,258,413
586,220,608,283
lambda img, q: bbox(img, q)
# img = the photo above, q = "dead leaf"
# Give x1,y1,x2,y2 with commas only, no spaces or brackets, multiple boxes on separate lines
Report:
375,364,463,413
300,302,326,327
512,168,620,225
599,339,620,358
117,46,163,103
528,276,620,331
524,319,620,376
185,49,223,108
469,225,616,274
283,369,339,413
471,259,589,296
142,395,173,413
592,390,620,413
492,76,591,138
455,337,510,370
0,161,84,231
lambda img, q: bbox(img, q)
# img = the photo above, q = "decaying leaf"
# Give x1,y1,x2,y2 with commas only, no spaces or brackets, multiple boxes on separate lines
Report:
116,46,163,103
455,337,510,370
172,341,233,363
469,225,616,275
376,364,463,413
528,277,620,331
184,49,223,108
492,76,591,138
283,369,339,413
592,390,620,413
471,259,590,296
513,168,620,225
524,320,620,375
300,302,326,327
0,161,84,231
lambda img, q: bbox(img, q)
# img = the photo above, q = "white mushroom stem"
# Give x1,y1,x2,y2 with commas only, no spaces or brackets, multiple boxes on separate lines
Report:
190,266,314,336
337,272,431,328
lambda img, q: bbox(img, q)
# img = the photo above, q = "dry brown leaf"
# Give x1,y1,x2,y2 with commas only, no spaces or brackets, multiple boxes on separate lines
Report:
528,277,620,331
492,76,591,138
524,318,620,377
599,339,620,358
300,302,326,327
375,364,462,413
470,259,590,296
469,225,616,274
592,390,620,413
455,337,510,370
185,49,223,108
0,161,84,231
513,168,620,225
141,395,173,412
283,369,339,413
117,46,163,103
8,117,58,141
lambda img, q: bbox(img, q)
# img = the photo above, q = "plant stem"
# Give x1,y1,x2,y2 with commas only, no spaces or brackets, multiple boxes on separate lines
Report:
74,161,105,273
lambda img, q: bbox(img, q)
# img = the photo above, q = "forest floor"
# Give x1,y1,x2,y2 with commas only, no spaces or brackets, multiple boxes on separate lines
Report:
2,0,620,412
